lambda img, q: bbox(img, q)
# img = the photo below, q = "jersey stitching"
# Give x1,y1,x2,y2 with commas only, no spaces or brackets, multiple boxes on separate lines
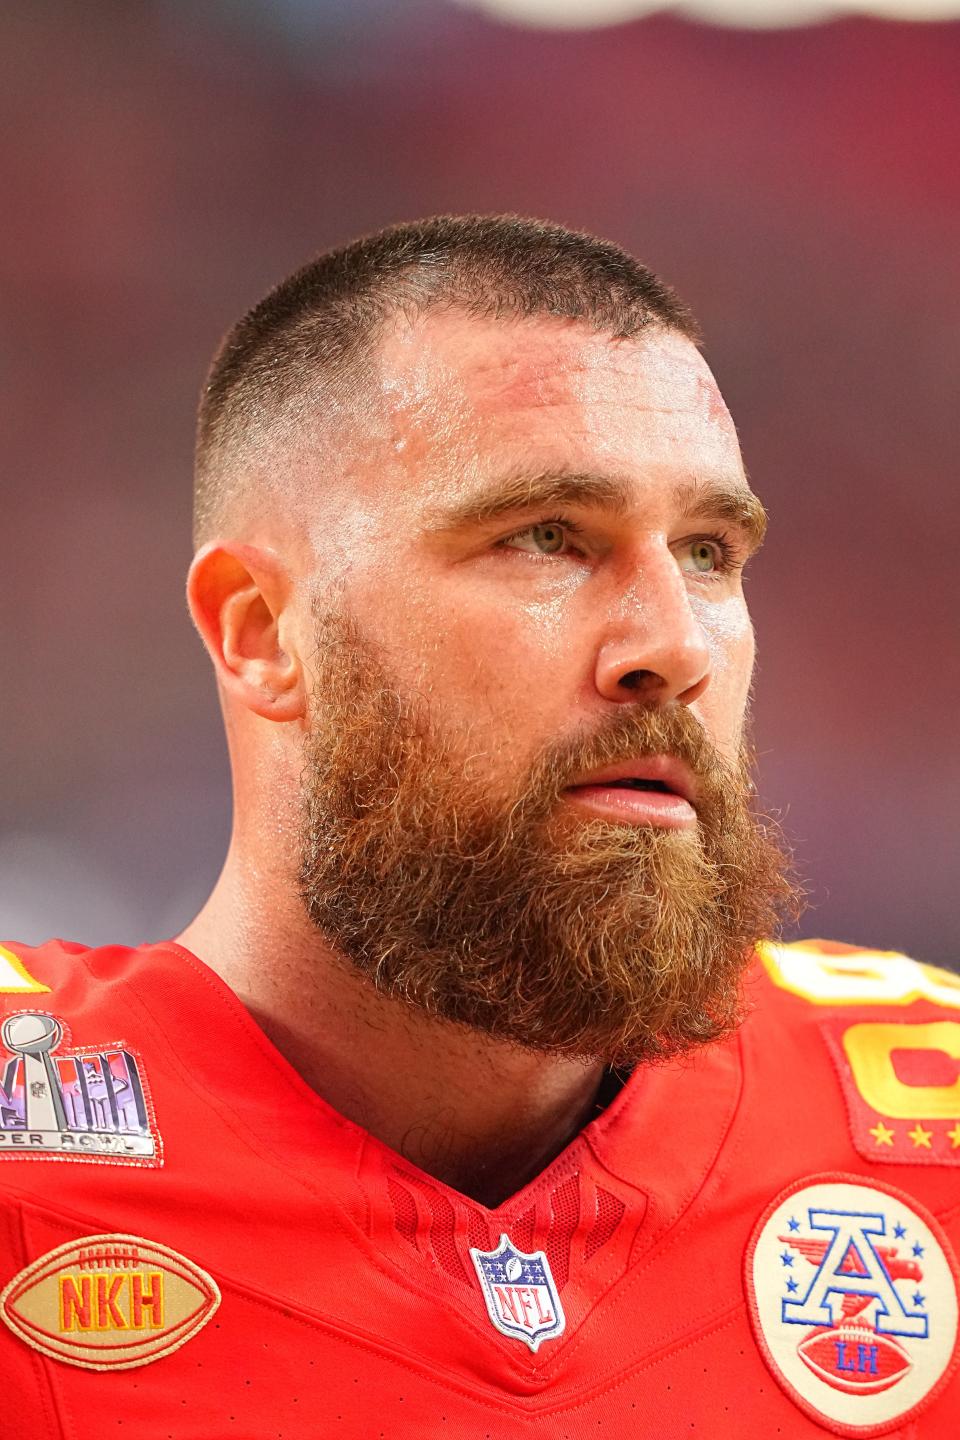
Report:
211,1264,750,1422
553,1028,747,1374
558,1305,745,1420
9,1201,73,1440
92,948,661,1384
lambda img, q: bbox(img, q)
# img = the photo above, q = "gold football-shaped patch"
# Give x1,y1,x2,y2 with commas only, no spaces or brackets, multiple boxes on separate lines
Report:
0,1232,220,1370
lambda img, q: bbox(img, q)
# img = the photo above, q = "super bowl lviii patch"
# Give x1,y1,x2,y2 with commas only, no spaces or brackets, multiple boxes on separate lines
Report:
469,1233,565,1352
745,1174,959,1435
0,1012,160,1164
1,1234,220,1370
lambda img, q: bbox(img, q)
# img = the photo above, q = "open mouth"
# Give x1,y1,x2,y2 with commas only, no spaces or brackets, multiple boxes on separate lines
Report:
592,778,675,792
562,768,697,827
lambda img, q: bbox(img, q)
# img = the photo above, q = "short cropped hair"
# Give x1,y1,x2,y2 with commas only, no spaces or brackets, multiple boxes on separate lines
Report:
193,213,701,547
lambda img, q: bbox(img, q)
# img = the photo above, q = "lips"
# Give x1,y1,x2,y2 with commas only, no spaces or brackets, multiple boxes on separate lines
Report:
564,756,696,804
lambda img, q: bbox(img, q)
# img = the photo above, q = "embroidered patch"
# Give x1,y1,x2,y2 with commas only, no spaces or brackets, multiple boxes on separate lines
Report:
824,1020,960,1166
745,1174,959,1435
0,946,50,995
0,1011,161,1164
469,1232,565,1352
0,1233,220,1370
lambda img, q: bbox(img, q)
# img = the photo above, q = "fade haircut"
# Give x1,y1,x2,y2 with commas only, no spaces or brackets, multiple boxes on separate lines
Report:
193,212,701,548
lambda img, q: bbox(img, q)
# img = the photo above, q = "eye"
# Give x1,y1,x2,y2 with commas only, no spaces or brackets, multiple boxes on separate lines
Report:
676,535,739,578
497,516,585,560
681,540,719,574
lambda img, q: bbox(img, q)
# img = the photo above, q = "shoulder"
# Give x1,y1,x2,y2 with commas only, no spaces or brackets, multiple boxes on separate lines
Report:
743,937,960,1177
754,937,960,1015
0,937,166,1022
747,936,960,1085
0,938,176,1169
0,938,182,1042
0,937,234,1067
0,937,82,1000
0,936,218,1010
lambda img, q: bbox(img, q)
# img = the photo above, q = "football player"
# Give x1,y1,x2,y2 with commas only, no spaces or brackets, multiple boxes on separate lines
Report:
2,215,958,1437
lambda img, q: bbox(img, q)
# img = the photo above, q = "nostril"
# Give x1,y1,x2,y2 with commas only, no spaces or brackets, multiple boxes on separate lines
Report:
618,668,660,692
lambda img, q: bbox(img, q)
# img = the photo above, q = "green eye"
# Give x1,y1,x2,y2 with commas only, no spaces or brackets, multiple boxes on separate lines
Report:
501,520,574,557
529,523,566,554
686,541,716,573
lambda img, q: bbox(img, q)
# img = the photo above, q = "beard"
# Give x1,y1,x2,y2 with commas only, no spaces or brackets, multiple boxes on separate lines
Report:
298,605,801,1069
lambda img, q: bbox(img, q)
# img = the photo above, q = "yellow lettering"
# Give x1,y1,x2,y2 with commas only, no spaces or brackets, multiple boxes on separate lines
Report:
130,1271,164,1330
95,1273,128,1330
761,942,960,1009
843,1021,960,1118
59,1275,92,1332
0,944,49,994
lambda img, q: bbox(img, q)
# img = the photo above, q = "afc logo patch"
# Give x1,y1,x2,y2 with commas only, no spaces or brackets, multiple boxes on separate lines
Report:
469,1234,565,1351
745,1175,959,1435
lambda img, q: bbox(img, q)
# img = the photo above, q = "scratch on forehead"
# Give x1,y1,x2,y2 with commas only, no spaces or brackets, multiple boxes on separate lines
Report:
697,373,734,427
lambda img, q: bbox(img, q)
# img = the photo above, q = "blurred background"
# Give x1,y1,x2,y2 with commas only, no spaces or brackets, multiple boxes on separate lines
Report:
2,0,958,965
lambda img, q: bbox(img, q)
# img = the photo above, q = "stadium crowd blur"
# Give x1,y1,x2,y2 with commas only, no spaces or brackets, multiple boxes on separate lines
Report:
2,1,958,965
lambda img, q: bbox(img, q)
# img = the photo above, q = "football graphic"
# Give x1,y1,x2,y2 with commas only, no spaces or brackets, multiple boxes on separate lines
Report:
797,1323,912,1395
745,1176,960,1434
0,1232,220,1370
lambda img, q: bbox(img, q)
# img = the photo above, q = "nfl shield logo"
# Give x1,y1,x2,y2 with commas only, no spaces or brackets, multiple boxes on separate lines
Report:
469,1233,566,1351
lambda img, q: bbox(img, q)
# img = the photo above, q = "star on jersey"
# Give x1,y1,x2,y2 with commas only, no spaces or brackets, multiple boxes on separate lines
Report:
747,1176,959,1433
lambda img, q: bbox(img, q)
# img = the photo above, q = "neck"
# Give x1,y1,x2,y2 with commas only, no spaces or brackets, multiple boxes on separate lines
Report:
177,846,606,1208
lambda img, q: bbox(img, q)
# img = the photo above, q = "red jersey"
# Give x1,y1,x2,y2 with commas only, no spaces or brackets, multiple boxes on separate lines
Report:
1,935,959,1438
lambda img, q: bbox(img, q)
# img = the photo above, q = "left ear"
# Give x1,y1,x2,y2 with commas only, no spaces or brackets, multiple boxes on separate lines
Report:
186,542,306,723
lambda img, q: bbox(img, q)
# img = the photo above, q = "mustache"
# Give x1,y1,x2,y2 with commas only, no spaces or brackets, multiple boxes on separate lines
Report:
533,703,745,802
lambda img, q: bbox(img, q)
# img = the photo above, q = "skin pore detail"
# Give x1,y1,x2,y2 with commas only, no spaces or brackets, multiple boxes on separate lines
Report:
180,309,798,1208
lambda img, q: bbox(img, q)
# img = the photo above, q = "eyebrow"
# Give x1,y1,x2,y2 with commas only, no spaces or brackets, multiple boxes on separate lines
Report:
423,467,768,554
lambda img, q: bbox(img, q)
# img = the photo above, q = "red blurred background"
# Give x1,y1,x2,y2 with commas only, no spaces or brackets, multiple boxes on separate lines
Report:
2,2,958,964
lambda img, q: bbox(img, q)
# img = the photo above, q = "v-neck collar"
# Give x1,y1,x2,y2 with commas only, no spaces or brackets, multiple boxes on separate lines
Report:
137,939,744,1232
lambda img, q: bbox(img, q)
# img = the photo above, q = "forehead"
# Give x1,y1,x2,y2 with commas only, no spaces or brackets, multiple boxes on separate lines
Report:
370,311,747,516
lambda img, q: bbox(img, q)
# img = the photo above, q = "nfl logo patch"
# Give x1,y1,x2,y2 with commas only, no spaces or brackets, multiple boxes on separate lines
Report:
469,1233,565,1352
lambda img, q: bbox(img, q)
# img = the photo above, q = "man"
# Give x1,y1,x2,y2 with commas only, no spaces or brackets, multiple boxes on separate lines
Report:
1,214,958,1437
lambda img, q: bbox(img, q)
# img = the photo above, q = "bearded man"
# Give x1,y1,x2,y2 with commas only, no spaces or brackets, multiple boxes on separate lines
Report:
2,215,958,1438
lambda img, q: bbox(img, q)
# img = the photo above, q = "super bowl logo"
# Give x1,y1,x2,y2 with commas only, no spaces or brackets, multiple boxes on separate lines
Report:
746,1176,960,1435
0,1012,160,1163
469,1234,566,1352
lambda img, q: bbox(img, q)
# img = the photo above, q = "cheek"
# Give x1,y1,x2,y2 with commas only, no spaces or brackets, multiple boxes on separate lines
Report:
443,591,575,711
404,585,582,764
694,596,755,739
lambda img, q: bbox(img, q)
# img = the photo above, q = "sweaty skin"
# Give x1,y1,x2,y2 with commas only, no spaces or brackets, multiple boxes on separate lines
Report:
180,313,765,1206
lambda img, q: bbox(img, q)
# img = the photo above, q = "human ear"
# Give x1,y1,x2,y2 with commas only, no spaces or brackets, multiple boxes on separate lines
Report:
186,543,305,722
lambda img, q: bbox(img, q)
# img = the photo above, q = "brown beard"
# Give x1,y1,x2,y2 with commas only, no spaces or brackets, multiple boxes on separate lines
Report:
298,606,802,1068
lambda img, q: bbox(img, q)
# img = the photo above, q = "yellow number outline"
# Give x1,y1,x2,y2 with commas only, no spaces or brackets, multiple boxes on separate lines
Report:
0,945,50,995
759,941,960,1010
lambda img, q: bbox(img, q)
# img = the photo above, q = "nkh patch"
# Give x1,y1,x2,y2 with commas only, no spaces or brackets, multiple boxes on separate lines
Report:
469,1233,565,1351
0,1233,220,1370
745,1174,959,1436
0,1011,160,1164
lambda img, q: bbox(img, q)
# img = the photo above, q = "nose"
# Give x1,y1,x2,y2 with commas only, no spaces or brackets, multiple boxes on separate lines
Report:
593,547,711,707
